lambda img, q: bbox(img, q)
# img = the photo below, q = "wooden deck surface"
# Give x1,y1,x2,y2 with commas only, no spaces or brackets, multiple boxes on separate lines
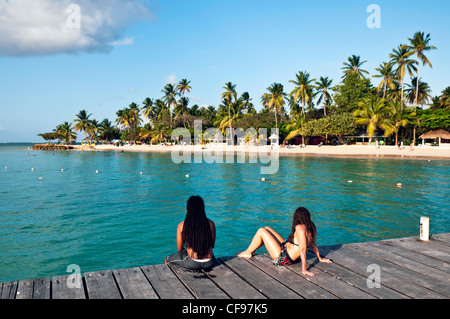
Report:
1,233,449,300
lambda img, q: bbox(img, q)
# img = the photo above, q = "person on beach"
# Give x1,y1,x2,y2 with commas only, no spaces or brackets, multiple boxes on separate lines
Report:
237,207,332,277
164,196,216,271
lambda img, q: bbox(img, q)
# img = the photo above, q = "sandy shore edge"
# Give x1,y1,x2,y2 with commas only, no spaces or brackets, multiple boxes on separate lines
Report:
73,144,450,159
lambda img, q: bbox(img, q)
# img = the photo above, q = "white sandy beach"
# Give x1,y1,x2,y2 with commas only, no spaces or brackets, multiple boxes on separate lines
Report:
75,143,450,159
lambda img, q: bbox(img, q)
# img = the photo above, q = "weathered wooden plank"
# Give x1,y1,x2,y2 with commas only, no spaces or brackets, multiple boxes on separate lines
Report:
384,237,450,263
220,256,302,299
249,254,338,299
432,233,450,244
1,281,18,299
277,253,377,299
113,267,158,299
371,240,450,274
15,279,34,299
341,243,450,296
352,242,450,283
201,259,267,299
431,233,450,247
84,270,122,299
33,277,51,299
303,252,409,299
321,245,448,299
141,264,194,299
52,275,86,299
169,264,230,299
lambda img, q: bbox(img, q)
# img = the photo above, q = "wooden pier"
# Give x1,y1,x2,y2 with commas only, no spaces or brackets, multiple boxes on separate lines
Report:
1,233,449,300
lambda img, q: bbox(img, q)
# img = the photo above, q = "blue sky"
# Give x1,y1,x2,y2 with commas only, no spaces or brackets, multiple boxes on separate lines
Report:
0,0,449,142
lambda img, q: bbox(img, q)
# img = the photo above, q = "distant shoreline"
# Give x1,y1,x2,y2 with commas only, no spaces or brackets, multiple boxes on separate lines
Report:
72,144,450,160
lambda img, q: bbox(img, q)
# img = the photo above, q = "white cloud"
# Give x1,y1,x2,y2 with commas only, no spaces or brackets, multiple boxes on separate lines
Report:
111,37,135,47
0,126,5,131
0,0,153,57
164,73,177,85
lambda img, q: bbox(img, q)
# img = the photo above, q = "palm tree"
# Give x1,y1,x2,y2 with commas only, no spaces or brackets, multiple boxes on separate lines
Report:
175,96,190,128
162,83,179,129
373,62,396,99
98,119,117,142
389,45,417,107
56,122,77,144
214,98,243,135
176,79,192,96
386,100,410,146
86,119,100,141
289,71,316,114
342,55,370,79
151,123,169,144
286,113,307,145
439,87,450,108
405,32,437,106
73,110,92,138
115,104,141,133
405,77,432,106
240,92,256,114
221,82,237,142
261,83,286,131
142,98,156,123
353,97,393,144
315,76,333,116
128,103,142,130
287,95,301,119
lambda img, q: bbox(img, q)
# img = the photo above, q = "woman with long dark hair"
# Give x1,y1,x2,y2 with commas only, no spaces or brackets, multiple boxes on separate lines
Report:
164,196,216,271
237,207,331,277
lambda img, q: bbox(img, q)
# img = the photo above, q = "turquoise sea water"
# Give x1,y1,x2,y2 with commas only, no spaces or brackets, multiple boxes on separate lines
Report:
0,144,449,282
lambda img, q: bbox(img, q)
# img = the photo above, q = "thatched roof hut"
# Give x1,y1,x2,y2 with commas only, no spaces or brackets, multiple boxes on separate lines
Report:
419,129,450,146
419,129,450,139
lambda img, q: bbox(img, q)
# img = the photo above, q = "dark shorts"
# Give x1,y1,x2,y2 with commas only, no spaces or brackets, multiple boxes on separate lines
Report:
165,249,216,271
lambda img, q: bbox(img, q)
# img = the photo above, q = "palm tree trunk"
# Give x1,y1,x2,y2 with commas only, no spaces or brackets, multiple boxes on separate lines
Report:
170,103,173,129
228,103,232,145
274,106,278,131
413,57,421,146
414,56,421,106
401,77,405,109
383,81,387,99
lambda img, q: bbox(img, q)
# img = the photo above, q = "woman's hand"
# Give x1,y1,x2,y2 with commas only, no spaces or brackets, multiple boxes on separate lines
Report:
319,257,332,263
302,270,316,277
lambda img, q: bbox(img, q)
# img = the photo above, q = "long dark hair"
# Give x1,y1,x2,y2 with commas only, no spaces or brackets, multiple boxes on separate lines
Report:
182,196,214,259
287,207,317,245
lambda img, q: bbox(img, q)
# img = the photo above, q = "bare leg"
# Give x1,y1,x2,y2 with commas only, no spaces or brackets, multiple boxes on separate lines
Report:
237,227,282,260
264,226,285,245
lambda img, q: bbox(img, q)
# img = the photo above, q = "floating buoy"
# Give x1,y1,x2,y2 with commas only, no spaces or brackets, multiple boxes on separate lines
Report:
185,174,190,178
5,167,7,170
140,172,144,175
61,169,64,172
261,178,266,181
96,170,99,173
347,180,353,183
39,177,43,180
31,168,35,171
397,183,402,188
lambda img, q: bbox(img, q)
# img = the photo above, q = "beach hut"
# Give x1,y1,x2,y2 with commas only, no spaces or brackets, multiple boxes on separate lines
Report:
419,129,450,147
269,133,279,146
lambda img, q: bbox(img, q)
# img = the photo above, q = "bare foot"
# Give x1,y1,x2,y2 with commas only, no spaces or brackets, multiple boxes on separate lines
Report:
236,251,254,258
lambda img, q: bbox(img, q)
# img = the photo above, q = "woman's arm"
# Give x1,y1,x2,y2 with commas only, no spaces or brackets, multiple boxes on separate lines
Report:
295,225,316,277
311,244,332,263
176,221,184,252
209,219,216,248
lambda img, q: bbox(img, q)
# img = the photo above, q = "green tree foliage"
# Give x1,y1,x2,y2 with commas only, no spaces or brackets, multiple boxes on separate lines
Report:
332,72,376,114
